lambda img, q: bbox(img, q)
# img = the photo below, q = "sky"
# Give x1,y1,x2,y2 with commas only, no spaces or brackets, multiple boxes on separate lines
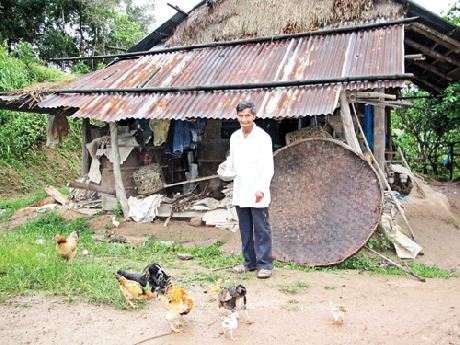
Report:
413,0,454,15
150,0,454,26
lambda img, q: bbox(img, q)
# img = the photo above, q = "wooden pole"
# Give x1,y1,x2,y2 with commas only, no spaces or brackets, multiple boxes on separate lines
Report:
109,122,129,218
340,91,362,152
50,17,417,62
366,246,425,282
52,74,414,95
81,118,91,176
67,180,116,195
373,88,386,172
352,107,416,240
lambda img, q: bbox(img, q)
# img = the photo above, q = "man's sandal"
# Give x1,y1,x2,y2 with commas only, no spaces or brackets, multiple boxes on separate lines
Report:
257,269,272,279
234,264,257,273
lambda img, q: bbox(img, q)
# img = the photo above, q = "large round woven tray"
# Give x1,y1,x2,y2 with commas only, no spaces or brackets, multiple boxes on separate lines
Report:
270,138,383,266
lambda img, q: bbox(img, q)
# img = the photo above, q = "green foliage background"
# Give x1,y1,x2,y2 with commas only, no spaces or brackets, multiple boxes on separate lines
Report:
0,43,81,196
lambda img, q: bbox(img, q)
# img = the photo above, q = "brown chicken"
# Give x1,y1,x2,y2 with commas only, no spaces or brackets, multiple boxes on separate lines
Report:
157,278,195,333
217,284,253,324
115,273,155,309
55,230,79,262
203,278,224,297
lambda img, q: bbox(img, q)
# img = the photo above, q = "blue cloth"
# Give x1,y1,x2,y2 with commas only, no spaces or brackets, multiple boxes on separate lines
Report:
189,118,207,135
236,206,273,270
364,105,374,150
165,119,192,158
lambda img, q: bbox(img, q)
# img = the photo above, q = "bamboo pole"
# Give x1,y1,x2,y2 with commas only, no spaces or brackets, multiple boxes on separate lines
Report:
52,74,415,94
50,17,418,62
351,106,416,240
366,246,425,282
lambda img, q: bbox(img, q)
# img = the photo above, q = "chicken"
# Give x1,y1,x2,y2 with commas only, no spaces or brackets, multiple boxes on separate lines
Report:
116,263,170,293
217,284,253,324
55,230,79,262
157,278,195,333
221,312,239,340
329,301,346,324
144,263,170,293
117,269,148,287
111,216,120,229
203,278,224,297
114,273,155,309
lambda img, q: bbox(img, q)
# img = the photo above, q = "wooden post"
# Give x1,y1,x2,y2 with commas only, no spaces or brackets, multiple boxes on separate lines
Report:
109,122,129,218
339,91,361,152
81,118,91,176
373,88,386,171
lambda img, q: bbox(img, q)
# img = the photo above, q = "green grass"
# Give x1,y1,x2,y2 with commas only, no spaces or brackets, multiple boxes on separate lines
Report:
279,280,310,294
0,208,455,309
0,211,244,308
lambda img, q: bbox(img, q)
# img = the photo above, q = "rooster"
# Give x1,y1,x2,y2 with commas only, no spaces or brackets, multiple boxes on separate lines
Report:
157,277,195,333
217,284,253,324
55,230,79,262
114,273,155,309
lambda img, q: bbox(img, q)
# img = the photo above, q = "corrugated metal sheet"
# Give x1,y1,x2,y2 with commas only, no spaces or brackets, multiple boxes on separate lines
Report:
39,25,407,121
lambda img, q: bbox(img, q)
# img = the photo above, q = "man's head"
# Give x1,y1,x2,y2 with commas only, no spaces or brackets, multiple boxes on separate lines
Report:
236,101,256,129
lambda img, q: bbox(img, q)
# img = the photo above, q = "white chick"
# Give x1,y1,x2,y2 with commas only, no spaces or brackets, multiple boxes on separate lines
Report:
111,216,120,229
329,301,346,324
221,312,239,340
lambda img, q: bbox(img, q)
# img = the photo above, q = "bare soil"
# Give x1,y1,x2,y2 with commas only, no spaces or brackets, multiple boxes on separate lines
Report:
1,180,460,345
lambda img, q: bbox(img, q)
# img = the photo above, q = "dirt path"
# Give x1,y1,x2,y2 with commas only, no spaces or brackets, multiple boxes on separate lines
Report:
1,180,460,345
1,269,459,345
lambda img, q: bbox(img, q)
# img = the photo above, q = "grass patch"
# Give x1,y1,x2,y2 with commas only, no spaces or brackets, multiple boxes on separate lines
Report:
279,280,310,294
0,211,243,307
281,299,300,311
0,208,455,308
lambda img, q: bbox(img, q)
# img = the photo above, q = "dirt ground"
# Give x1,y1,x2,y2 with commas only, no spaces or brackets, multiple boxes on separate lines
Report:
1,180,460,345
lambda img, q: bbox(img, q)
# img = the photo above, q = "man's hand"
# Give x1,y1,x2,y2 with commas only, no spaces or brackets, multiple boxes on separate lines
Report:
255,191,264,203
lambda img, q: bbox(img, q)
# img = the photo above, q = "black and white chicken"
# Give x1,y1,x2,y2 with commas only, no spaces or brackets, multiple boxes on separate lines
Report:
217,284,253,324
116,263,170,293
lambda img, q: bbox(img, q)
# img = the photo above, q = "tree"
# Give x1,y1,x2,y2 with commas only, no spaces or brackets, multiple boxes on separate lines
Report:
0,0,156,71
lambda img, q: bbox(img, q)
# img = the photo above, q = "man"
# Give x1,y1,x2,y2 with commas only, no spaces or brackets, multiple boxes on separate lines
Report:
219,101,274,279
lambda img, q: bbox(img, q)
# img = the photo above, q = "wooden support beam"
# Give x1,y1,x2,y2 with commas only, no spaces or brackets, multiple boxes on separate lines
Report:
81,118,91,176
411,23,460,52
405,38,460,66
339,91,361,152
412,60,456,82
67,180,116,195
109,122,129,218
373,88,386,171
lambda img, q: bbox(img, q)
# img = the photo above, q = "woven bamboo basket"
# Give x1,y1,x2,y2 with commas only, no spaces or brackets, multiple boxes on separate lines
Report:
270,138,383,266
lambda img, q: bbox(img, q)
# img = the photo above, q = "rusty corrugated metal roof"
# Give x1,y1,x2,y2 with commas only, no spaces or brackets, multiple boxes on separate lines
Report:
39,24,408,121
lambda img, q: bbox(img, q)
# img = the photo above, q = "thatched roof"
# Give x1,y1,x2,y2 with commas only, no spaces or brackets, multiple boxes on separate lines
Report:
165,0,404,47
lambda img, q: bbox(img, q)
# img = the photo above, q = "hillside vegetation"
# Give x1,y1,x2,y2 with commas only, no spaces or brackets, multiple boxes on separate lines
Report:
0,43,81,198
